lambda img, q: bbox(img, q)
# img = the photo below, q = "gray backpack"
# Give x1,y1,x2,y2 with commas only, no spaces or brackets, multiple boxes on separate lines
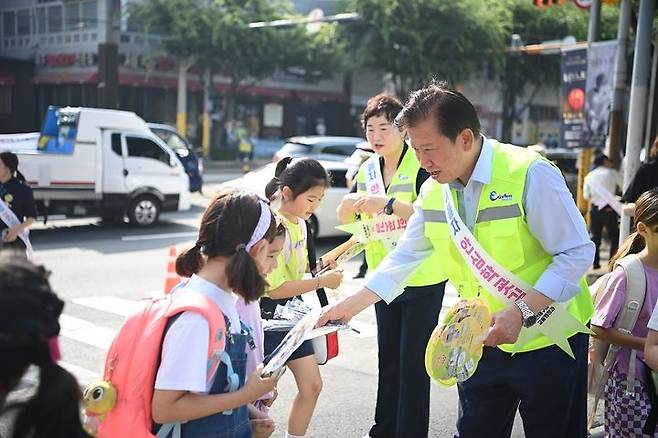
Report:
587,254,647,429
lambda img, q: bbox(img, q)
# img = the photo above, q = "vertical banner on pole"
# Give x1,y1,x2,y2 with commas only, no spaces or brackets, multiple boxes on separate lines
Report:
560,47,588,149
583,41,617,150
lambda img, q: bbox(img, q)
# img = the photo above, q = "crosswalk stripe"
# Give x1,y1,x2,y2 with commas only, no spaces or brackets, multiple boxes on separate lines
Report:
59,314,117,350
73,296,144,318
60,360,101,387
61,284,460,352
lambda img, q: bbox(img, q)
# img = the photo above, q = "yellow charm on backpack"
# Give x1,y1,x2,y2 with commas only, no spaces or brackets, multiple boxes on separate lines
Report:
82,380,117,436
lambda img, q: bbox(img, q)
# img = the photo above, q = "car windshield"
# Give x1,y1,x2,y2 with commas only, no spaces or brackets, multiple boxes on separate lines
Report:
153,129,190,154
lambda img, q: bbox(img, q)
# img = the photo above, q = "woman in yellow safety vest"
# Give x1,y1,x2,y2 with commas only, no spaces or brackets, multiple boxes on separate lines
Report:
337,94,447,438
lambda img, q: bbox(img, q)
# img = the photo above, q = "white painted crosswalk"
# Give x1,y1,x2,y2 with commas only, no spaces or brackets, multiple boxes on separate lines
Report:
48,282,461,388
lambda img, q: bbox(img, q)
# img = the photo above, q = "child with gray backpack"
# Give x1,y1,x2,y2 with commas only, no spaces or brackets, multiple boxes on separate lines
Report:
591,188,658,437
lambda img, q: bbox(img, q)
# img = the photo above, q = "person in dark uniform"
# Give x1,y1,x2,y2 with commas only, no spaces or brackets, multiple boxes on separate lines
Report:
0,152,37,254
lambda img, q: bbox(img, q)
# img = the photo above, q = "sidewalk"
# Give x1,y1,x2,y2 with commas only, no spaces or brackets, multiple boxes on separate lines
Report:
203,158,270,171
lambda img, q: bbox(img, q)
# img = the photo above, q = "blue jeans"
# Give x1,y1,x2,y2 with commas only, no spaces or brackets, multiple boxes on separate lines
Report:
180,329,252,438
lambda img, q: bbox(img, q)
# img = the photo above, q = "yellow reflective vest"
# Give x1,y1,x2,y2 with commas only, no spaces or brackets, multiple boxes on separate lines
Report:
356,147,446,287
420,140,593,353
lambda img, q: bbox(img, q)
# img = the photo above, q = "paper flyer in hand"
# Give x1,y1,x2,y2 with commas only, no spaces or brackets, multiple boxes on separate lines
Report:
261,309,322,377
263,298,353,335
425,299,491,386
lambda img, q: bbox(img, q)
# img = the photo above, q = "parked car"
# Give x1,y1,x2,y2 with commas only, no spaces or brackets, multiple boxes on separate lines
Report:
272,136,366,163
218,159,349,238
148,123,203,192
344,141,374,190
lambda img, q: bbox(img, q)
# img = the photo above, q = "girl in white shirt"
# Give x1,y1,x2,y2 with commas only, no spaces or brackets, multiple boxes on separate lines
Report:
152,190,280,438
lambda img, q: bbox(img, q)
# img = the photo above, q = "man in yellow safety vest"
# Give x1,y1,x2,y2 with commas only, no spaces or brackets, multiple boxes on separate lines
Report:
319,81,595,438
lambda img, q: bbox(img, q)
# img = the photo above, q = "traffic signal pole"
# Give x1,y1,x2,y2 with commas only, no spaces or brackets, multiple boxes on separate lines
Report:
607,0,632,170
620,0,656,242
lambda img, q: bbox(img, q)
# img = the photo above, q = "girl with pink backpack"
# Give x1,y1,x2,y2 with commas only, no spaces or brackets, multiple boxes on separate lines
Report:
152,191,280,437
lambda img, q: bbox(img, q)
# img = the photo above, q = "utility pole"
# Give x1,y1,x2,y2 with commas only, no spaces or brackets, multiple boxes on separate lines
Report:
576,0,601,214
607,0,632,169
97,0,119,109
176,63,188,137
202,68,212,159
620,0,656,242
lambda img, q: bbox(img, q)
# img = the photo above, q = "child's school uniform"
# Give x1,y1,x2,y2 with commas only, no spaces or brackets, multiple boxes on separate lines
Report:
260,214,315,361
593,264,658,437
154,274,253,438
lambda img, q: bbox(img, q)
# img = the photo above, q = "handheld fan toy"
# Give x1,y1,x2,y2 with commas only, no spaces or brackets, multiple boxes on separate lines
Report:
425,299,491,386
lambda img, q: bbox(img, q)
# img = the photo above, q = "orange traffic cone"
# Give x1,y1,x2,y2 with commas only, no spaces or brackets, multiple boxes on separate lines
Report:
164,246,182,294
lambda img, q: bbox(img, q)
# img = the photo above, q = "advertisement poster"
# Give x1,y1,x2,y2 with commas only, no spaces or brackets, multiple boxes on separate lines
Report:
560,47,587,149
583,40,617,149
37,106,79,154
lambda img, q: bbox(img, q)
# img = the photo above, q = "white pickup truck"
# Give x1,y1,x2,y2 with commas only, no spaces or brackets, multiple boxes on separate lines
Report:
1,107,191,226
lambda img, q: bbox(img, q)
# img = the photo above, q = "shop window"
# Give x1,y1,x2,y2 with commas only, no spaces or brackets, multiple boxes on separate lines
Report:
82,1,97,29
3,11,15,37
48,5,62,33
36,7,46,34
65,2,80,31
17,9,30,35
0,87,12,114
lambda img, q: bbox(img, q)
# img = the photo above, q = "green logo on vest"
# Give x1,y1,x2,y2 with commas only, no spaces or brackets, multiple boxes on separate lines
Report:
489,191,512,202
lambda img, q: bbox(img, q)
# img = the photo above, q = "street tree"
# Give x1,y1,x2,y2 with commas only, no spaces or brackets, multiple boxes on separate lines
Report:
128,0,347,154
341,0,510,99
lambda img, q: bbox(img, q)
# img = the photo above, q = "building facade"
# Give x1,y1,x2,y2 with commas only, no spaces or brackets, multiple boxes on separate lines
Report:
0,0,373,146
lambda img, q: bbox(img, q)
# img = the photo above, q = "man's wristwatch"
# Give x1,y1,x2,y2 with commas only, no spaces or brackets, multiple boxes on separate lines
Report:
384,197,396,215
514,300,537,328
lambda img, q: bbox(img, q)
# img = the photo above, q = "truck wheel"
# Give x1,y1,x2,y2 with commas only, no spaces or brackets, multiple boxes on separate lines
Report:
128,195,160,226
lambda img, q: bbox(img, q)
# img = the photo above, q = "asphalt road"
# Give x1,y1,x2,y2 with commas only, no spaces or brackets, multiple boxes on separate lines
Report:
3,172,567,438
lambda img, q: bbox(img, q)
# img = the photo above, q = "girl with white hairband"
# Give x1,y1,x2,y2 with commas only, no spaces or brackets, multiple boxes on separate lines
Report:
152,190,280,438
261,157,344,438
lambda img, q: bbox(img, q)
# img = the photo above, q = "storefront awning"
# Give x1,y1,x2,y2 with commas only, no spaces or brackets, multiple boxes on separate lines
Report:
32,72,98,84
0,76,16,86
215,83,344,102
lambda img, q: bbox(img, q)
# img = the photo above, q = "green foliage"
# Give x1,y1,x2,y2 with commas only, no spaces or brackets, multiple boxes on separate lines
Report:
344,0,509,96
340,0,620,99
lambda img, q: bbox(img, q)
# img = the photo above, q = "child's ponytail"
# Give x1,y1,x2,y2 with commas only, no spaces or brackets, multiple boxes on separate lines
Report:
0,253,90,438
608,232,645,271
265,157,330,202
188,190,277,301
266,156,293,201
608,187,658,271
175,244,203,277
227,244,267,302
10,355,88,438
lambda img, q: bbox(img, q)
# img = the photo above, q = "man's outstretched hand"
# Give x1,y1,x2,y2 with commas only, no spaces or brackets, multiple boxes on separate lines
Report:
316,288,381,328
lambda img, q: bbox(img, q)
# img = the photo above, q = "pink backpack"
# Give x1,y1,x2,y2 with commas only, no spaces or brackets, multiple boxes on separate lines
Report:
94,290,235,438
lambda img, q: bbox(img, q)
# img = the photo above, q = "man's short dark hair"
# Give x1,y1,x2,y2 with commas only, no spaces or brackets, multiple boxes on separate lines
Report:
395,80,480,142
594,153,609,167
362,94,403,131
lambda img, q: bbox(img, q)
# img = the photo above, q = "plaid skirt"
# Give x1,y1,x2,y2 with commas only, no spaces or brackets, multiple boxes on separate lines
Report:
604,368,658,437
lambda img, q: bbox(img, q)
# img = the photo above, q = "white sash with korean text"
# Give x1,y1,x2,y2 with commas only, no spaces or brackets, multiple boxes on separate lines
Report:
361,157,406,249
441,184,590,357
590,179,623,216
0,197,33,258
